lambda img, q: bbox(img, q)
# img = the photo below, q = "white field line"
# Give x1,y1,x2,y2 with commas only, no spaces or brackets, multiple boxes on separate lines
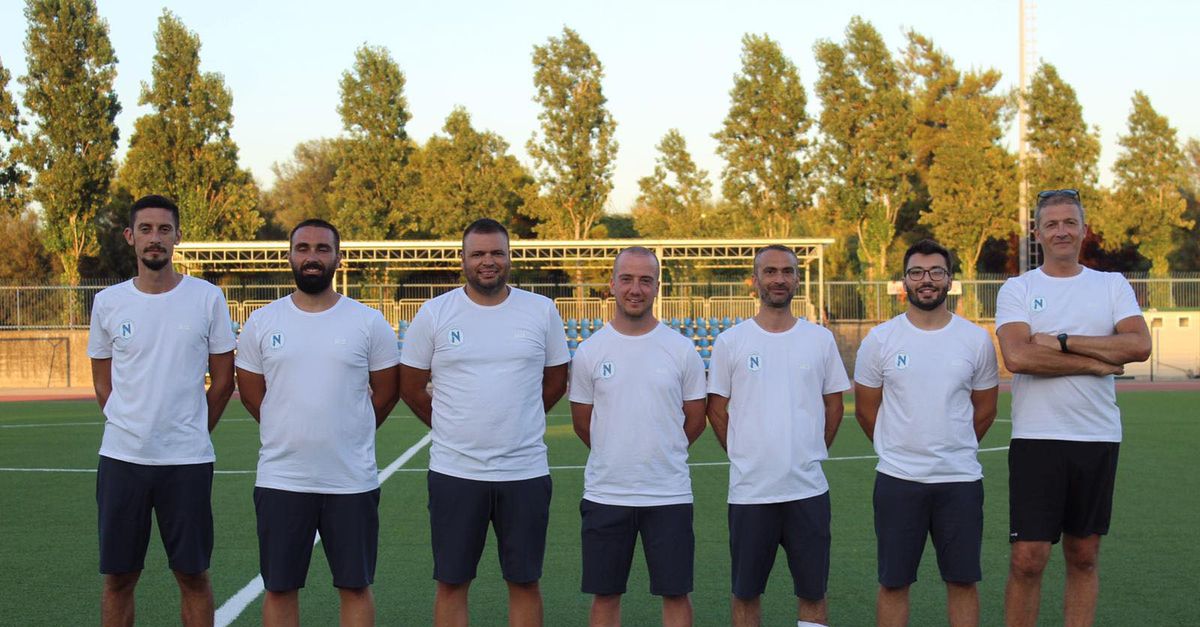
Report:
213,432,432,627
0,417,259,429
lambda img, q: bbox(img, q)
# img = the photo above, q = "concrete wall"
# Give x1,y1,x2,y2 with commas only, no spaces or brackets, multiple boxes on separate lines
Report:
0,329,92,388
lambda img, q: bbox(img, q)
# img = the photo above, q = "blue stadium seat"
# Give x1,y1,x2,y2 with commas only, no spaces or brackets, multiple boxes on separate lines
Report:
698,338,710,349
593,318,603,330
700,348,711,359
721,316,732,329
397,328,406,339
581,328,591,340
709,317,719,331
703,359,710,370
682,317,693,329
568,339,579,350
670,317,681,329
397,319,409,330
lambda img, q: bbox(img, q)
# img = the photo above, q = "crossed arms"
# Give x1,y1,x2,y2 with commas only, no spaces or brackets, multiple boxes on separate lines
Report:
996,316,1151,378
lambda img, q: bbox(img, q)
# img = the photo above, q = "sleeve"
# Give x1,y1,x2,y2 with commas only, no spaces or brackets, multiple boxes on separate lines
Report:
398,303,435,369
86,293,111,359
706,334,733,397
681,343,707,401
367,311,402,371
543,301,571,367
822,331,852,394
567,344,593,404
208,288,237,354
973,331,1000,390
1110,274,1143,323
853,329,883,388
994,278,1028,330
234,313,264,374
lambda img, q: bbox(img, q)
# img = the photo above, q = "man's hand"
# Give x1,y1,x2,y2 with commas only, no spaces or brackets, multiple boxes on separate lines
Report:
1031,333,1060,351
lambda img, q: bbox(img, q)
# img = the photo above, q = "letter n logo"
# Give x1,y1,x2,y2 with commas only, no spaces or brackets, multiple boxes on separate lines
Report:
448,329,463,346
1031,297,1045,312
270,332,285,348
119,320,133,339
747,354,761,372
896,353,909,369
600,361,614,379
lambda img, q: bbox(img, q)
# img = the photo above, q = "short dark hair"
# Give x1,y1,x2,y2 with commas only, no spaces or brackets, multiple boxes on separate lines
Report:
462,218,509,245
752,245,797,273
289,218,340,252
903,239,953,272
129,194,180,229
1034,193,1086,227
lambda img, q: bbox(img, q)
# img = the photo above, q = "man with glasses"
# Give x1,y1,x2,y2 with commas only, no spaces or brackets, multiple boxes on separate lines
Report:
995,190,1150,627
854,239,999,627
707,245,850,627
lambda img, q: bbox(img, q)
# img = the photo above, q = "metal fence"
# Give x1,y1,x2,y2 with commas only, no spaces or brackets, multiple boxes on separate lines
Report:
4,274,1199,329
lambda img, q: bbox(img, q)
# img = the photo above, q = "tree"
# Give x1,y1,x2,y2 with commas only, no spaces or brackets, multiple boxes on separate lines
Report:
409,107,535,239
19,0,120,284
527,27,617,240
1172,138,1200,271
1023,63,1101,200
260,138,341,237
814,17,914,281
714,34,812,238
119,10,261,240
1097,92,1193,305
632,129,712,238
327,44,416,240
0,59,28,217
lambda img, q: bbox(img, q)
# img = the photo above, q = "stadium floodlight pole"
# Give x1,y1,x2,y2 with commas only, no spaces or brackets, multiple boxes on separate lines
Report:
1017,0,1031,274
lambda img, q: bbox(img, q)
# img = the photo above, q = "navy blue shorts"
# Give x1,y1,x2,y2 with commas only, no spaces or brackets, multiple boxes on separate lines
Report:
580,499,694,597
728,493,831,600
1009,439,1119,543
873,473,984,587
96,456,214,575
427,471,551,584
253,487,380,592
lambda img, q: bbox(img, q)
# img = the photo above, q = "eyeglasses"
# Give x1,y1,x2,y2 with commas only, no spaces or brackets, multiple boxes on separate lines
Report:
905,267,948,281
1037,189,1079,201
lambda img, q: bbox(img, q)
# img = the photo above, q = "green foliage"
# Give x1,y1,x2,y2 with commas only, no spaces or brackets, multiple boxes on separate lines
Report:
814,17,913,280
0,59,29,217
632,129,712,238
328,44,416,240
409,107,535,239
260,138,341,237
1023,63,1101,201
18,0,120,284
527,27,618,240
1097,92,1193,290
714,34,812,238
1173,138,1200,271
119,10,261,241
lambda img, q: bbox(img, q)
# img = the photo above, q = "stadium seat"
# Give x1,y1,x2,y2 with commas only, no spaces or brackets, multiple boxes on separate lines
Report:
682,317,693,330
670,317,681,329
721,316,732,329
568,339,578,350
581,328,591,340
593,318,603,330
703,359,710,370
698,338,710,349
709,317,719,331
700,348,711,359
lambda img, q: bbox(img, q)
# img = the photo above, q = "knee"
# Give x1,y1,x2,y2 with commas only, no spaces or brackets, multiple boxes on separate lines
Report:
173,570,210,593
1009,547,1050,580
1063,544,1100,572
103,572,140,594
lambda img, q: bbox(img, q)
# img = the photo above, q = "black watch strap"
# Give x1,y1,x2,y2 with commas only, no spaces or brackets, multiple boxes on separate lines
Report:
1057,333,1069,352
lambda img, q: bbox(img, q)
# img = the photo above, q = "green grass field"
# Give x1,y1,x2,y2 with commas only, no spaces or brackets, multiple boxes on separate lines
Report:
1,391,1197,625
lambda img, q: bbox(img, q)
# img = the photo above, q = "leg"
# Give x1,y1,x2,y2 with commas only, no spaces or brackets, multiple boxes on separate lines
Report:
589,593,621,627
782,494,832,626
945,582,979,627
338,586,375,627
434,581,471,627
731,594,761,627
173,570,214,627
661,594,693,627
101,571,141,627
798,597,828,625
1005,540,1051,627
263,590,300,627
876,585,909,627
1062,534,1102,627
507,580,543,627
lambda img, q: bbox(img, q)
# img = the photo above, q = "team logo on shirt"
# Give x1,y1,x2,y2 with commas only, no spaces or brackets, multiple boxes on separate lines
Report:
599,361,614,379
118,320,134,339
895,352,910,369
747,353,761,371
269,330,285,349
1031,296,1046,312
448,329,463,346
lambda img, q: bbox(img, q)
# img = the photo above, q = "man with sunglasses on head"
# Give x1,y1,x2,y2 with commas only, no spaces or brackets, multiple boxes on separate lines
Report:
854,239,999,627
995,190,1150,627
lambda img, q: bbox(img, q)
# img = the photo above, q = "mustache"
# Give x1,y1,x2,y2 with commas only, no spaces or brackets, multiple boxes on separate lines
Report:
301,261,325,271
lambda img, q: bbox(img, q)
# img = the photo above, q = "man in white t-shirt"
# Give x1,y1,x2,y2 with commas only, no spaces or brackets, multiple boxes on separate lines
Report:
707,245,851,627
87,194,236,627
569,247,707,627
235,219,401,627
854,239,1000,627
995,190,1150,627
399,218,570,627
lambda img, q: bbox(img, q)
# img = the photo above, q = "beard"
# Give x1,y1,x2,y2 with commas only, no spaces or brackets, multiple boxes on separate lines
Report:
906,283,948,311
291,261,336,295
758,286,794,309
139,246,170,271
465,267,508,296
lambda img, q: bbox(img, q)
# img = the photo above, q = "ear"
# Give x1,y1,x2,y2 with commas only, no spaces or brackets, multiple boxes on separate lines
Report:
123,227,134,246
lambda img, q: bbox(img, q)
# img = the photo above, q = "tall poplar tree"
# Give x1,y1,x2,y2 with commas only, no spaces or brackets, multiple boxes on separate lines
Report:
633,129,712,238
527,27,617,240
714,34,812,238
19,0,120,284
120,10,261,240
814,17,913,281
1023,63,1101,199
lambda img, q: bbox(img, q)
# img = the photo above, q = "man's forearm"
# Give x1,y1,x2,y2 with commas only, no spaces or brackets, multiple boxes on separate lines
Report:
1004,343,1121,376
1062,333,1151,366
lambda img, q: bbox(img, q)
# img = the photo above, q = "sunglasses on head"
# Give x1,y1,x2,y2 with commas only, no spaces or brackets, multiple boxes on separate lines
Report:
1037,189,1080,201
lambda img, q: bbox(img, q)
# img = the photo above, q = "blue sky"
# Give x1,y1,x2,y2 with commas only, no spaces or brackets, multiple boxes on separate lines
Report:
1,0,1196,214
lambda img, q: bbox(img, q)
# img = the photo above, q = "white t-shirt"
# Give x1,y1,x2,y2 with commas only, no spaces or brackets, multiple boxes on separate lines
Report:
707,318,851,504
854,314,999,483
995,267,1142,442
569,324,707,506
235,295,400,493
400,287,570,481
87,276,236,465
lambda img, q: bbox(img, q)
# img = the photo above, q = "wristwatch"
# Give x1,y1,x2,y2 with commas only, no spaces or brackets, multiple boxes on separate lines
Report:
1057,333,1069,353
